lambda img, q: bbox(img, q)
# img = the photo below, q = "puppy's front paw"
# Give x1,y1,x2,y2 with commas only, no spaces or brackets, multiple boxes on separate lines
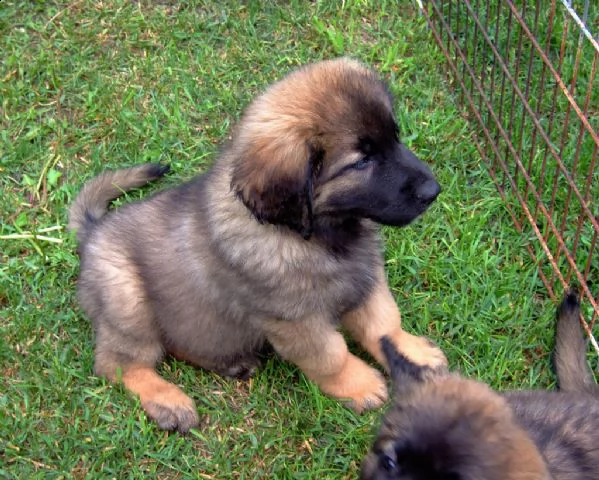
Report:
318,354,388,413
383,329,447,371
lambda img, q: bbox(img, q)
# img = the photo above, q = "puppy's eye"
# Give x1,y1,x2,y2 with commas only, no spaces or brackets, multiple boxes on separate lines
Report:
380,454,398,473
351,156,373,170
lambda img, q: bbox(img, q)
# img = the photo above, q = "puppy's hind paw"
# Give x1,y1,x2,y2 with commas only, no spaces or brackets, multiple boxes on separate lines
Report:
121,366,200,433
144,397,200,433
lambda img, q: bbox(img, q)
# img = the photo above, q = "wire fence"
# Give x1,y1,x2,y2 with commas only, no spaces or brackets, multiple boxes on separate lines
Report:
420,0,598,356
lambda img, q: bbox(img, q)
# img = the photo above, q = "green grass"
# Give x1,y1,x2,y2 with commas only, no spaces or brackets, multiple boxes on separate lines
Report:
0,1,583,478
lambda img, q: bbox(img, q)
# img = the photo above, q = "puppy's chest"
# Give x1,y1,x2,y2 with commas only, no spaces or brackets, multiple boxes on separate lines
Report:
294,257,374,306
241,247,379,319
209,216,382,319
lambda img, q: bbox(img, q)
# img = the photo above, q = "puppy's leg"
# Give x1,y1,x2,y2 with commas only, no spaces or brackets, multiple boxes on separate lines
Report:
261,316,387,412
93,321,200,433
84,258,200,433
95,327,200,433
342,272,447,370
119,365,199,433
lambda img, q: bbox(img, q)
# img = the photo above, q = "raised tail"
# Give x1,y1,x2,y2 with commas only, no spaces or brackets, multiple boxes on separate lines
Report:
68,163,170,243
554,291,598,395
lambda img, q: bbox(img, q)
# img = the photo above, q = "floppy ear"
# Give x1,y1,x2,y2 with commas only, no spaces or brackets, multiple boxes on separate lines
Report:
381,336,428,385
231,137,323,239
380,336,446,396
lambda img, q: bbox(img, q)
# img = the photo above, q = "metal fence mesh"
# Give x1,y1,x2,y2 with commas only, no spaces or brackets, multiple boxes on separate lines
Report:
421,0,598,356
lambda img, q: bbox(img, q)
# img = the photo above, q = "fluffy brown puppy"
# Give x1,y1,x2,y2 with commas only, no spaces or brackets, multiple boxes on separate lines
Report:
69,58,446,433
361,292,599,480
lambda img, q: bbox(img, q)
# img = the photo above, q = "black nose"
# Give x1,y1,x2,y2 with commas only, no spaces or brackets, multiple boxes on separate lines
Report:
417,179,441,205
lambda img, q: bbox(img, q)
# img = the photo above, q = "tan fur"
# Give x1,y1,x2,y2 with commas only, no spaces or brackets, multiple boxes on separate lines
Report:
261,316,388,411
423,377,551,480
69,58,443,432
342,269,447,371
121,366,199,431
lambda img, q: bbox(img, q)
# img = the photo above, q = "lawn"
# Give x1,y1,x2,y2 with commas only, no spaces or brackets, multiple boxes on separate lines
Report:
0,1,563,478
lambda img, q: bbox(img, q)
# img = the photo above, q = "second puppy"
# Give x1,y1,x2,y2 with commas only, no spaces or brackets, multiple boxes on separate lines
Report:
362,292,599,480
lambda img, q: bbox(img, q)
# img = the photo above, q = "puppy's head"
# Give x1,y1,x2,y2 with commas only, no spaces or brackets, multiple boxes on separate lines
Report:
230,58,440,239
360,338,549,480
